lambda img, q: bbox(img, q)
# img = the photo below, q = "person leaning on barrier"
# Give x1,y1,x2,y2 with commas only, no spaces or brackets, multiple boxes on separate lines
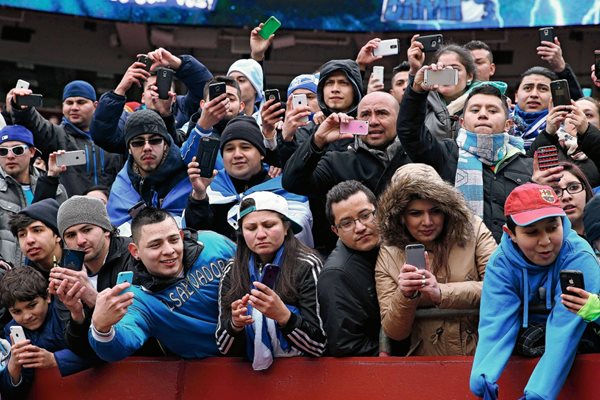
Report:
375,163,496,356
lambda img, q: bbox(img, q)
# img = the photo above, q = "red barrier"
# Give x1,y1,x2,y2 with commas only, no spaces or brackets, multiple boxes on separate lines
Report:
29,355,598,399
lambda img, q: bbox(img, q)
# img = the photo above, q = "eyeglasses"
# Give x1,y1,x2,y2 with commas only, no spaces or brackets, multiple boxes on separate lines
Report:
0,144,29,157
129,137,164,148
335,210,376,231
553,182,584,197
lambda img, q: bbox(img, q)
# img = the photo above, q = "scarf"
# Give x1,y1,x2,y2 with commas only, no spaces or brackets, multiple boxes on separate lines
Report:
455,128,525,217
511,105,548,149
245,246,301,370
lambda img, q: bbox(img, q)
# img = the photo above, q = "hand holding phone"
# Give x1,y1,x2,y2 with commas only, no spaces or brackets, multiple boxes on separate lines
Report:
259,16,281,40
416,34,443,52
539,27,555,44
196,136,220,178
56,150,86,167
260,264,280,289
373,39,399,57
372,66,384,83
560,270,585,295
340,120,369,135
156,67,174,100
15,94,43,108
535,145,559,171
550,79,571,107
61,249,85,270
424,68,458,86
264,89,281,104
116,271,134,294
209,82,226,101
15,79,30,90
137,55,152,71
292,94,309,123
10,326,26,344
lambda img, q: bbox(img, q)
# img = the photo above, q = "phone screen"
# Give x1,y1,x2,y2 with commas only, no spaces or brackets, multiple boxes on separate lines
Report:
405,244,426,269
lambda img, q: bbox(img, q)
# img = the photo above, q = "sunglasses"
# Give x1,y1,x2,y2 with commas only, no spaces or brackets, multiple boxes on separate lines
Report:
0,144,30,157
129,137,165,148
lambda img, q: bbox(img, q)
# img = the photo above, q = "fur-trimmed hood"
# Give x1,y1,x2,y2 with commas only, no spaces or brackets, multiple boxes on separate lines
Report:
377,164,474,249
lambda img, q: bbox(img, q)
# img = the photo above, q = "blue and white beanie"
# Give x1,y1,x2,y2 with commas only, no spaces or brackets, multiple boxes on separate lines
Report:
287,73,319,97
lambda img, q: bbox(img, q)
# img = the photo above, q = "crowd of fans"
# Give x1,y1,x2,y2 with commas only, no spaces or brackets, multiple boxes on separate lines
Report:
1,21,600,400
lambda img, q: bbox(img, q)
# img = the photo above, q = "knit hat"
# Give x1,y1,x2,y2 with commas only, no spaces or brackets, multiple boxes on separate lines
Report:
287,73,319,97
584,196,600,244
124,109,170,146
0,125,35,147
62,80,96,102
504,183,565,226
227,59,264,103
19,198,60,236
220,115,266,156
57,196,112,238
237,191,302,233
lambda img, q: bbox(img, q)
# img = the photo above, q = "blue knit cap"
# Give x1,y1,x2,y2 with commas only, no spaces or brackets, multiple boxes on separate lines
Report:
287,73,319,97
227,59,264,103
62,80,96,102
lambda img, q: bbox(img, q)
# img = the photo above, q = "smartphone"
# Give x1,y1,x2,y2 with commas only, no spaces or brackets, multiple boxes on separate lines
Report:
373,39,399,57
535,145,559,170
137,55,152,71
595,50,600,80
15,79,30,90
156,67,174,100
405,244,426,269
424,69,458,86
259,16,282,40
292,93,309,123
550,79,571,107
196,136,220,178
264,89,281,104
261,264,280,289
208,82,226,101
56,150,86,167
61,249,85,271
15,94,43,108
116,271,134,294
10,326,26,344
372,66,384,83
560,270,585,295
417,34,443,52
539,27,554,44
340,120,369,135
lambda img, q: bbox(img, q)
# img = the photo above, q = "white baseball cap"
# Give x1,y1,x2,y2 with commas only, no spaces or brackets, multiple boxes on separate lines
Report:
236,191,302,233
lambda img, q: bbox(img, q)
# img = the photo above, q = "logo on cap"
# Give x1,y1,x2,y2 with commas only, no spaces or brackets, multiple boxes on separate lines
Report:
1,135,7,141
540,189,556,203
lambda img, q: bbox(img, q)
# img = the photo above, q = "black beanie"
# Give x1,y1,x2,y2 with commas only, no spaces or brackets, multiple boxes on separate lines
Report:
219,115,266,156
19,198,60,236
584,196,600,243
124,109,170,146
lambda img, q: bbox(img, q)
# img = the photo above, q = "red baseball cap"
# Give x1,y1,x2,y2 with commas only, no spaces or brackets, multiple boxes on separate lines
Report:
504,183,565,226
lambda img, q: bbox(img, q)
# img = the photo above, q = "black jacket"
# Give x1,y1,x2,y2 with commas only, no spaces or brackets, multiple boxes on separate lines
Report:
397,85,533,243
318,242,380,357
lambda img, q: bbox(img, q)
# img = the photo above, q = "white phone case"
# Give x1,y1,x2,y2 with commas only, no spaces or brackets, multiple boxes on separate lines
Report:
373,39,399,57
16,79,30,90
292,94,309,123
10,326,26,344
372,66,384,83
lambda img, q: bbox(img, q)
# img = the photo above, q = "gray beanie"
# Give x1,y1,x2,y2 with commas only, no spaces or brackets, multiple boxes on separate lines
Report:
57,196,113,238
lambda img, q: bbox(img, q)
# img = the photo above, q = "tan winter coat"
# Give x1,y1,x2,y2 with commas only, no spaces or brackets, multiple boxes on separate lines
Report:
375,164,497,356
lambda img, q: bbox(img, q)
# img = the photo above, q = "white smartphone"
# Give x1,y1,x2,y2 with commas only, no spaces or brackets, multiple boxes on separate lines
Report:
292,93,309,123
373,39,399,57
16,79,30,90
372,66,384,83
424,69,459,86
10,326,26,344
56,150,86,167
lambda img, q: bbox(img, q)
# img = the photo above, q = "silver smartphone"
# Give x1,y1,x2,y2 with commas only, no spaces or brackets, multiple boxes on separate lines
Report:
16,79,30,90
372,66,384,83
424,69,459,86
292,93,309,123
373,39,399,57
10,325,26,344
56,150,86,167
405,244,426,269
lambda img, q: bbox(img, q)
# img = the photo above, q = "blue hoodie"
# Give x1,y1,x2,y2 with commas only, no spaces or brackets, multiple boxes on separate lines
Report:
470,217,600,399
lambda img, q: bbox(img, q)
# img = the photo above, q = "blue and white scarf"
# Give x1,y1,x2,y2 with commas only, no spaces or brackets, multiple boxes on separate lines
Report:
455,128,525,218
245,246,302,370
511,105,548,149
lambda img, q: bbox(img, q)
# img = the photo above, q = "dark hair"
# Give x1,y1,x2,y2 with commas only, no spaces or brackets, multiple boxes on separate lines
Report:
463,40,494,63
0,267,48,309
202,76,242,102
84,185,110,199
464,84,510,117
516,66,558,91
505,215,517,234
392,61,410,76
325,180,377,225
557,162,593,202
433,44,477,81
9,213,38,238
131,207,176,244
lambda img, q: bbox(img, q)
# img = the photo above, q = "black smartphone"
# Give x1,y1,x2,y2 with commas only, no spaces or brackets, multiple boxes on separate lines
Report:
264,89,281,104
405,244,426,269
560,270,585,295
594,50,600,80
417,34,443,52
61,249,85,271
208,82,226,101
539,27,554,44
137,55,152,71
535,145,559,171
550,79,571,107
15,94,43,108
156,67,174,100
196,136,220,178
261,264,280,289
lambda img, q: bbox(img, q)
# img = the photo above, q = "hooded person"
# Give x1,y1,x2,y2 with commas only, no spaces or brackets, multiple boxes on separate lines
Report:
107,109,192,234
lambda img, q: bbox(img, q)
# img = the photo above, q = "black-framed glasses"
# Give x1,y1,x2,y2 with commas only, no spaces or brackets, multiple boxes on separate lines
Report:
335,210,376,231
553,182,584,197
0,144,29,157
129,137,164,148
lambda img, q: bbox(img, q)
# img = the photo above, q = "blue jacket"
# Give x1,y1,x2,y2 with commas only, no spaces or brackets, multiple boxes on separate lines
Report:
1,301,95,399
89,230,236,362
470,217,600,400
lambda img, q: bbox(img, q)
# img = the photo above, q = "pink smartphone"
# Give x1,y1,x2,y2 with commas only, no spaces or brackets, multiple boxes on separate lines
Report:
339,120,369,135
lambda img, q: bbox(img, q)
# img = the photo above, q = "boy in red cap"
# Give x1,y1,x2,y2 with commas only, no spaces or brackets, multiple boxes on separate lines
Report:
470,183,600,400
